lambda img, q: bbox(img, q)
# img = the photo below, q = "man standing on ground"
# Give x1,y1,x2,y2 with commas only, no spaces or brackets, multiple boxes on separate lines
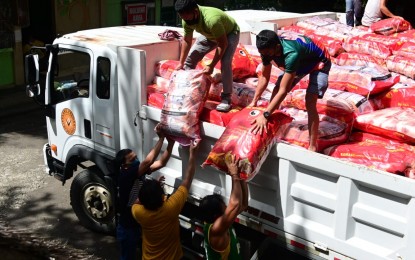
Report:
115,124,175,259
132,140,200,260
199,155,248,259
174,0,240,112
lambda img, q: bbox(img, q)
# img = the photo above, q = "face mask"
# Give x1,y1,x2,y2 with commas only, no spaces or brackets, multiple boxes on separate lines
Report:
130,158,140,168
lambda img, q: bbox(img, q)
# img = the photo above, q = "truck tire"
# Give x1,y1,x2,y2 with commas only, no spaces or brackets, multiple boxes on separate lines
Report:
70,169,116,234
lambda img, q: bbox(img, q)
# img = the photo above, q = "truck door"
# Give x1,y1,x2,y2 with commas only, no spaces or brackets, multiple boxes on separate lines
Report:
45,45,93,163
92,55,116,155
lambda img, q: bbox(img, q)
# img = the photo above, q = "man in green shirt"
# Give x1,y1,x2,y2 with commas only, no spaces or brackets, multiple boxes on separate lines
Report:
199,155,248,259
249,29,331,152
174,0,240,112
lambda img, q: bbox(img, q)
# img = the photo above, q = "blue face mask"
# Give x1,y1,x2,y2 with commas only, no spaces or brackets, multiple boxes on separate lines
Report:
130,158,140,168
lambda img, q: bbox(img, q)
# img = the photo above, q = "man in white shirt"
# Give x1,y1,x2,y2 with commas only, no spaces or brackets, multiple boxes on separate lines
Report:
362,0,403,26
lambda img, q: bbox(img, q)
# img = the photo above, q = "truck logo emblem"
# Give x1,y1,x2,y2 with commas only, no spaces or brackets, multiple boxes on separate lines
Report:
61,108,76,135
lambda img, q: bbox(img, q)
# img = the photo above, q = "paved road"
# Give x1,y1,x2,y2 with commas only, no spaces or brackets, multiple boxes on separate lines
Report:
0,103,118,259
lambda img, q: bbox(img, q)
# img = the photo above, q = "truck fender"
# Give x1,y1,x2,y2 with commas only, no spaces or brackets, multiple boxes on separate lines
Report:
63,144,115,183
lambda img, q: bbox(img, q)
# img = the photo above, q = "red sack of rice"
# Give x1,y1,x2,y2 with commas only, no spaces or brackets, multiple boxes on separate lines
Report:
208,82,223,101
354,107,415,144
361,33,403,51
370,82,415,110
307,33,345,57
280,25,314,35
334,52,385,68
296,16,336,31
231,82,271,108
324,132,415,174
280,107,349,152
281,89,356,123
343,35,395,59
386,55,415,79
148,93,165,109
200,100,241,127
202,107,292,181
282,88,376,117
159,70,210,145
152,76,170,93
241,44,262,67
328,64,398,96
201,43,257,80
370,17,412,36
147,84,166,108
391,29,415,43
392,42,415,60
256,63,284,84
155,60,181,79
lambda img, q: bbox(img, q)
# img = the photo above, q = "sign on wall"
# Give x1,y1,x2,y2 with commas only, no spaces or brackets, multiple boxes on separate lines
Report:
125,3,147,25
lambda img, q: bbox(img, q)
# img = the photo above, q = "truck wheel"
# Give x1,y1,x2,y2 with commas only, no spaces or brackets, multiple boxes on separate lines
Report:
70,169,116,234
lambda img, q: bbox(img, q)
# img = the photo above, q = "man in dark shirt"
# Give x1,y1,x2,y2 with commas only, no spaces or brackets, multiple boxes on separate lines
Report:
115,124,174,259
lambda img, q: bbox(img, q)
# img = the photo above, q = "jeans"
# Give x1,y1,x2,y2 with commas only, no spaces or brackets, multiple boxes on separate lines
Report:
184,31,240,97
346,0,363,26
116,224,141,260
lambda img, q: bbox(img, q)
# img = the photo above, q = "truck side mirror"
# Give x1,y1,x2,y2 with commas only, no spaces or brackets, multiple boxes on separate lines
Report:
25,54,41,97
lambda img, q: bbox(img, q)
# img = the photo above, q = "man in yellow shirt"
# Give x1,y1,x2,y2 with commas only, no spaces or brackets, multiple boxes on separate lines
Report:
131,140,199,260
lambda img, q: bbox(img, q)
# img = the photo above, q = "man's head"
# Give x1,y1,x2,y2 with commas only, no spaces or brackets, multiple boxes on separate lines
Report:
139,179,165,211
115,149,139,170
256,30,282,57
199,194,226,223
175,0,199,25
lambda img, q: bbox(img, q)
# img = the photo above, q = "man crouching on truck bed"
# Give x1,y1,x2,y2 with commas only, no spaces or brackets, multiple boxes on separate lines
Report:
200,155,248,260
132,140,200,260
174,0,240,112
249,30,332,152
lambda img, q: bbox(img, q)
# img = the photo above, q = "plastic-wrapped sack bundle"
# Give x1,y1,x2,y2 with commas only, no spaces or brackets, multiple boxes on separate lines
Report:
386,55,415,79
202,107,292,181
369,18,412,36
328,64,398,96
334,52,385,68
324,132,415,175
159,70,210,145
392,42,415,60
370,82,415,110
280,107,349,152
200,100,241,127
354,107,415,144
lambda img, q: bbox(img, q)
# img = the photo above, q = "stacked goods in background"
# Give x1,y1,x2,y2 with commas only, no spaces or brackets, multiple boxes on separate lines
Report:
150,17,415,179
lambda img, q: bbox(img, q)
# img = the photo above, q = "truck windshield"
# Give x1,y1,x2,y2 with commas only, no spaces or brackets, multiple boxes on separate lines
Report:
50,48,91,104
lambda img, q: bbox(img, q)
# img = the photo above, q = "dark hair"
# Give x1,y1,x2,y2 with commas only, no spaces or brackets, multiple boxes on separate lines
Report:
139,179,165,211
115,148,132,171
199,194,225,223
256,30,280,50
174,0,198,13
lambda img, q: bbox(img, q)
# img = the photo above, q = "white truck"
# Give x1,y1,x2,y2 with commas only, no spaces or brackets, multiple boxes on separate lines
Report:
25,10,415,260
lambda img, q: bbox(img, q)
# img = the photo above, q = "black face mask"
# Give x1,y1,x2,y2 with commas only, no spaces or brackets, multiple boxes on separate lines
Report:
184,12,199,25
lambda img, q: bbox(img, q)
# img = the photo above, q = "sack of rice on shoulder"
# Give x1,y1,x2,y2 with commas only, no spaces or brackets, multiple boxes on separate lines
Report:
159,70,210,145
202,107,293,181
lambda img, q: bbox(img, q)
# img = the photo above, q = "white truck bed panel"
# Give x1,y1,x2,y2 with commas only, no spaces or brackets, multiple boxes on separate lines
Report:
142,104,415,259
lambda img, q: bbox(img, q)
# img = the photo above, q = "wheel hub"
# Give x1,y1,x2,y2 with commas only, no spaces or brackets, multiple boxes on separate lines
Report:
83,185,112,219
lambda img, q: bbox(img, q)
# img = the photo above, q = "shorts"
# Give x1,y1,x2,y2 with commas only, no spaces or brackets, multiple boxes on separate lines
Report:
276,61,331,98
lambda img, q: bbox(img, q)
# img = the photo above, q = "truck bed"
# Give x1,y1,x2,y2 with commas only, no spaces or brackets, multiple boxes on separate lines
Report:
140,105,415,260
